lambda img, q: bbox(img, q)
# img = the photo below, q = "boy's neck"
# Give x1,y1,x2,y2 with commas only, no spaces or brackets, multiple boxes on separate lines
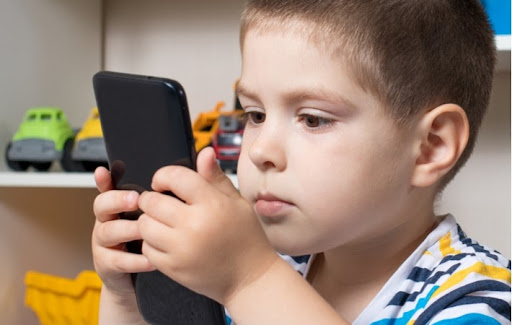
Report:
308,209,437,321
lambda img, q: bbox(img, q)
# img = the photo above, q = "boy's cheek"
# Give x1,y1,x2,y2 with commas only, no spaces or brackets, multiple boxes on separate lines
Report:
235,156,253,199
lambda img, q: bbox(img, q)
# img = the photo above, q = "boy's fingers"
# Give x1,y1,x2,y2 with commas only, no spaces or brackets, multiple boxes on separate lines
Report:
138,192,182,227
94,219,142,248
141,240,173,272
151,166,210,204
97,248,155,274
196,146,238,197
138,214,176,253
151,161,238,205
94,166,113,193
93,190,139,222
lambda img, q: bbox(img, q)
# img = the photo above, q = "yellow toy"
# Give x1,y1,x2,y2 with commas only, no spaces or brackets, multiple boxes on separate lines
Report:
24,270,102,325
192,101,225,152
71,107,108,171
74,107,103,143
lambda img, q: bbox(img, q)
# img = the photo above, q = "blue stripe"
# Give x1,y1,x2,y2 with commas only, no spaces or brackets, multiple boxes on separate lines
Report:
375,280,510,325
389,289,433,307
371,286,439,325
456,224,467,240
290,255,310,264
415,280,510,324
431,313,501,325
389,291,419,307
439,253,471,264
387,264,460,307
408,267,432,282
449,296,511,321
459,237,500,261
457,225,505,262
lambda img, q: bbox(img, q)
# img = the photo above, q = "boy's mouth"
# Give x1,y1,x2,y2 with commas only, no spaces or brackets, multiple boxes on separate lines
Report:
255,192,294,218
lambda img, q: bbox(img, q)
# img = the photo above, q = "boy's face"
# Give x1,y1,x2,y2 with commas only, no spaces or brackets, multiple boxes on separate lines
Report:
237,29,417,256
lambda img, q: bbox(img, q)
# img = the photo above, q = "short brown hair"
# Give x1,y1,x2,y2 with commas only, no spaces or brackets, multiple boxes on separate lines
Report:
240,0,496,187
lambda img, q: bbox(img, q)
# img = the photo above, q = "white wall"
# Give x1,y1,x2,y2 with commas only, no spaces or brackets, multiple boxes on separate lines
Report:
0,1,102,323
0,0,102,170
103,0,243,120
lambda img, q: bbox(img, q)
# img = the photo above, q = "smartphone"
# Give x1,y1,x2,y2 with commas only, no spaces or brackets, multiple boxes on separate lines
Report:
93,71,226,325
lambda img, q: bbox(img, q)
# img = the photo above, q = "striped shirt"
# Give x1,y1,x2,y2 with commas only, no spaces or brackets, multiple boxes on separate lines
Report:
226,215,510,324
282,214,511,324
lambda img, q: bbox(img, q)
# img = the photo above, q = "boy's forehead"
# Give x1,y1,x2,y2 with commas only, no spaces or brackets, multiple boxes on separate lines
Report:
241,17,359,77
240,26,360,92
242,23,347,68
238,34,388,120
241,17,333,50
240,30,333,85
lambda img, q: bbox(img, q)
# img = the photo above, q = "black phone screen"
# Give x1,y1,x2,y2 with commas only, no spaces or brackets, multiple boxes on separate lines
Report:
93,71,196,194
93,71,226,325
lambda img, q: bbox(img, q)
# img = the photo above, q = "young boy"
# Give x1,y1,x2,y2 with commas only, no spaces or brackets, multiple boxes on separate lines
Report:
91,0,511,324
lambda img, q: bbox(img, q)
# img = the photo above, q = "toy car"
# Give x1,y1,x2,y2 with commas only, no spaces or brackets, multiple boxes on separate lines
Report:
192,81,244,153
5,107,76,171
71,107,108,171
192,101,225,152
212,112,244,173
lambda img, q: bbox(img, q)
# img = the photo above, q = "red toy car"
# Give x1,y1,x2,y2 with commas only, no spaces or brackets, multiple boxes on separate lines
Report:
212,114,244,173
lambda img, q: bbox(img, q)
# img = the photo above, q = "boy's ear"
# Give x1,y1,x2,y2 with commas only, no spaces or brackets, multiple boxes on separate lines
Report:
411,104,469,188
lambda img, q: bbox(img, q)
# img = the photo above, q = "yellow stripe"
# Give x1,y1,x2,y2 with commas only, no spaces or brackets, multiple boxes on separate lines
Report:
439,232,461,257
432,262,511,298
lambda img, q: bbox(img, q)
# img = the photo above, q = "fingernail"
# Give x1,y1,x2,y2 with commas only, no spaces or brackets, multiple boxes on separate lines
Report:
125,191,138,204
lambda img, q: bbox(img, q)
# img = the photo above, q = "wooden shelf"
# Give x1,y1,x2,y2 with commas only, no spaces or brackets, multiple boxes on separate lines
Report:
0,172,238,189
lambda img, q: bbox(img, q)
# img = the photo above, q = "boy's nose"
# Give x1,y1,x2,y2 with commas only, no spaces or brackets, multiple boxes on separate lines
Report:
247,123,287,172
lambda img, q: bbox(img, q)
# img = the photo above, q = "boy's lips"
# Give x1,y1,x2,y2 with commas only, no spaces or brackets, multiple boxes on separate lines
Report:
254,192,294,218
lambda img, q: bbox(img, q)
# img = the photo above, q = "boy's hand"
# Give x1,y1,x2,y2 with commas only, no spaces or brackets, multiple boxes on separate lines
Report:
92,167,156,297
138,147,279,305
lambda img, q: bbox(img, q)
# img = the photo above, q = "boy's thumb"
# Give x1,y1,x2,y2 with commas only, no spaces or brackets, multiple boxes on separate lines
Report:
197,146,237,196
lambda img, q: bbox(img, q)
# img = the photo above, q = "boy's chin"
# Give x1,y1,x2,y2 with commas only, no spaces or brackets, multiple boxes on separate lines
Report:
271,240,311,257
260,218,316,256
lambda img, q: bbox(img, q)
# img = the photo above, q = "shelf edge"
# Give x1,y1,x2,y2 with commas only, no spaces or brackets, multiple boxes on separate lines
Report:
0,172,239,189
0,172,96,188
496,35,511,51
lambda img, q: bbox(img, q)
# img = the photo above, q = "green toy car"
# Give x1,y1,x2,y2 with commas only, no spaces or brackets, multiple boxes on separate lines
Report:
5,107,76,171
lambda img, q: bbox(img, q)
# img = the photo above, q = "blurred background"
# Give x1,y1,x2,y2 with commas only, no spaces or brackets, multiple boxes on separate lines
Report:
0,0,509,323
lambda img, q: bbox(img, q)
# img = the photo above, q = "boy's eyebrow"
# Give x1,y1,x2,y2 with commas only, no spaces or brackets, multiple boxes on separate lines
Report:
236,82,259,101
237,82,357,111
284,87,356,110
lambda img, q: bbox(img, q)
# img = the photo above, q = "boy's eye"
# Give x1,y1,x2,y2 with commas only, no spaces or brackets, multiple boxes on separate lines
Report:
243,111,266,125
299,114,332,128
304,115,320,127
